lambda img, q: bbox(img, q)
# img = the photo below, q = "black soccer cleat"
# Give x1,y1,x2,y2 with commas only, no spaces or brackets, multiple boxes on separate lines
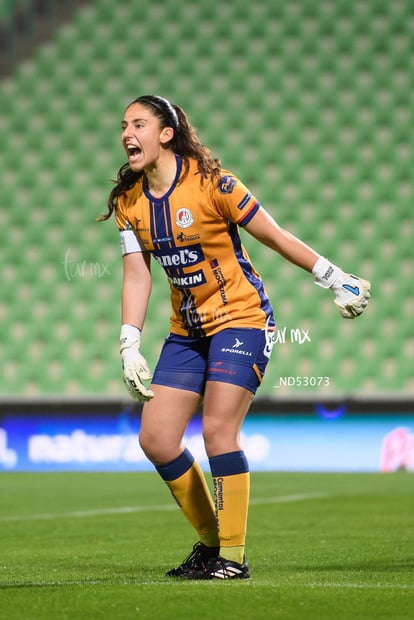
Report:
165,542,220,577
181,555,251,580
202,556,251,580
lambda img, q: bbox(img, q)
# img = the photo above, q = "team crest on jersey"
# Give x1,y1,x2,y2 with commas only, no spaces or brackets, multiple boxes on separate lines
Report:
176,208,194,228
218,175,236,194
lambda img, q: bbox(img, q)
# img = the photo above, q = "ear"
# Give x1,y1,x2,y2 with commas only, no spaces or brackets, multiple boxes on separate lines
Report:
160,126,174,144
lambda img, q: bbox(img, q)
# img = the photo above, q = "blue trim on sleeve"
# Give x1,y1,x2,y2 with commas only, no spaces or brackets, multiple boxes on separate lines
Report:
238,201,260,226
237,192,252,210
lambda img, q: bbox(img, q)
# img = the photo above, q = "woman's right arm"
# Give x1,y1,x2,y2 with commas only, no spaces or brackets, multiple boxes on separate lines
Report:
119,251,154,402
121,251,152,329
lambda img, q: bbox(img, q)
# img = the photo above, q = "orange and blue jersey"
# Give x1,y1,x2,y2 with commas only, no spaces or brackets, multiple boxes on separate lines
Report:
116,155,274,338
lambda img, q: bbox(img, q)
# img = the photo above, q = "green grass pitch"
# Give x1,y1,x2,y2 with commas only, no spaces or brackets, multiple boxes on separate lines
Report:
1,471,413,620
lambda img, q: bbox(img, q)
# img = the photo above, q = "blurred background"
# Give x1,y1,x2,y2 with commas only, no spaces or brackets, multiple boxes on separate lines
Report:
0,0,412,471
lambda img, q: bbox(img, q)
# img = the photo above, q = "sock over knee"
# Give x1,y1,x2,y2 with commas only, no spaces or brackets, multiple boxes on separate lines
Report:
156,448,218,546
209,450,250,564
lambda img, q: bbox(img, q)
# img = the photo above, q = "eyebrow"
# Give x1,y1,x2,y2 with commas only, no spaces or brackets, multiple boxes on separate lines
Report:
121,117,148,126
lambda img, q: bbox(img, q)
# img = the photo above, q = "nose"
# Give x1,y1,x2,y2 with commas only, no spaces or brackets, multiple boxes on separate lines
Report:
121,124,133,140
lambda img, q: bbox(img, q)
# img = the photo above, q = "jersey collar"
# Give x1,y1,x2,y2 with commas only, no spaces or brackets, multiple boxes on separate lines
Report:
143,154,182,202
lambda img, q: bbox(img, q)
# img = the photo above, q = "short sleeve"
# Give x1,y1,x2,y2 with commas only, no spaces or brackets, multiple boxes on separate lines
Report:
115,202,144,256
211,173,260,226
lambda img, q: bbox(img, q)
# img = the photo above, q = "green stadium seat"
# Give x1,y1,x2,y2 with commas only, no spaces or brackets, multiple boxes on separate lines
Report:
0,0,410,396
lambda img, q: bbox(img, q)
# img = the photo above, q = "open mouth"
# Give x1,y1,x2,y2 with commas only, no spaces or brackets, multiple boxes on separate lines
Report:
126,144,142,162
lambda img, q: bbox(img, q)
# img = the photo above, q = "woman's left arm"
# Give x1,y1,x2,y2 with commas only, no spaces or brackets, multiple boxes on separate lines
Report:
244,206,371,319
243,206,318,272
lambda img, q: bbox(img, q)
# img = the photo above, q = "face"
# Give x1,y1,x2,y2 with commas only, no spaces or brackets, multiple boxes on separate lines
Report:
121,102,174,172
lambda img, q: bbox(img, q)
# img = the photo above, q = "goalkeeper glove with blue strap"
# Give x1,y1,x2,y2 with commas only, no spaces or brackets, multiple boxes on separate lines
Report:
312,256,371,319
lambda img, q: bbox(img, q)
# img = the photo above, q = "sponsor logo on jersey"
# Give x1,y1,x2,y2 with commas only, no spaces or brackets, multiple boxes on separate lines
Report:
153,244,204,268
218,175,236,194
153,236,173,244
168,269,206,289
237,192,252,210
133,217,149,233
209,258,228,305
176,232,200,242
176,207,194,228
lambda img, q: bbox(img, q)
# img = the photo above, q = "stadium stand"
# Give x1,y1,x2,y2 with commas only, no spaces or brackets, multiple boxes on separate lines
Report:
0,0,412,397
0,0,89,76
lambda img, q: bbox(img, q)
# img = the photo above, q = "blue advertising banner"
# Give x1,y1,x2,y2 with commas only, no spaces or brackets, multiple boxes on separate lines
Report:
1,405,413,472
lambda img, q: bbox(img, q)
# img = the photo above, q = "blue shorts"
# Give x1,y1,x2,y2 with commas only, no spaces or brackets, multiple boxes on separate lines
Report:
152,327,274,395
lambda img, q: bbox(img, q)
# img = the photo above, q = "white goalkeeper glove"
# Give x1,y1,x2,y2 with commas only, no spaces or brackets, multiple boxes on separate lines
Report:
120,324,154,402
312,256,371,319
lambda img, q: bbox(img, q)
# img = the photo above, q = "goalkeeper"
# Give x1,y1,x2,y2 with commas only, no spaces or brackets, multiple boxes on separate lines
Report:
100,94,371,581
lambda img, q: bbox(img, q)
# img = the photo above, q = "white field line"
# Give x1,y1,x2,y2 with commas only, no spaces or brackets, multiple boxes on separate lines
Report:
0,492,330,523
1,579,413,590
307,582,414,590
